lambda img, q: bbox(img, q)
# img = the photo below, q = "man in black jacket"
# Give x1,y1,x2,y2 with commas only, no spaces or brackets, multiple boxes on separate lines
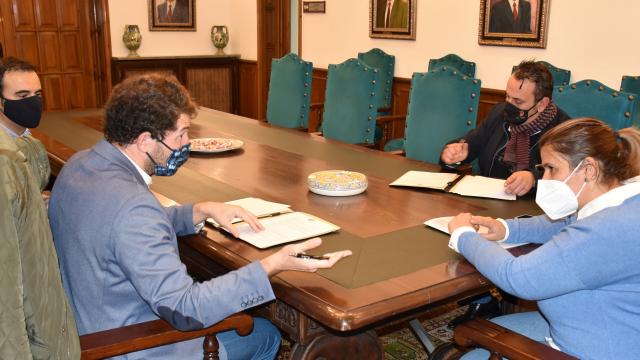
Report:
489,0,532,34
441,60,570,196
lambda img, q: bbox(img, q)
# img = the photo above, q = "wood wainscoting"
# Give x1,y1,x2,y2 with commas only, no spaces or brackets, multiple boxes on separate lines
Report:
111,55,240,114
240,61,508,135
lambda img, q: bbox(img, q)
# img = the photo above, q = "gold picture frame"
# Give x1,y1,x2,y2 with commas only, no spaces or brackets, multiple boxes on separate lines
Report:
369,0,417,40
478,0,550,48
149,0,196,31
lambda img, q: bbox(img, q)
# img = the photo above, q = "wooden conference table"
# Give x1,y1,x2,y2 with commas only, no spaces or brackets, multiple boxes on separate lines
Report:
34,108,539,359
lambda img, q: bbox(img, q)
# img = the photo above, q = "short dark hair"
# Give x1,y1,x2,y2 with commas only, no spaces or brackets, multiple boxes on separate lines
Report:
104,74,197,145
0,57,37,94
512,60,554,101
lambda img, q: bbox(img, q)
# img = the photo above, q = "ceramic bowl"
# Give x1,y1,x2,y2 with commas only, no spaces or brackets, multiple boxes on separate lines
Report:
307,170,368,196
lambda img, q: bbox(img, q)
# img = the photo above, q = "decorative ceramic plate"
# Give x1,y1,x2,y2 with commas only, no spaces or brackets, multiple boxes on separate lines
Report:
190,138,244,153
307,170,368,196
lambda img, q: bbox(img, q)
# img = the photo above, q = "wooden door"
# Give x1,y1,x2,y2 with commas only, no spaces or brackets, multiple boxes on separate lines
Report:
2,0,99,111
257,0,290,120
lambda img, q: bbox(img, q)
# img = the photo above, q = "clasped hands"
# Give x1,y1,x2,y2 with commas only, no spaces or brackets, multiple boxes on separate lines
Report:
448,213,506,241
441,142,535,196
193,202,352,276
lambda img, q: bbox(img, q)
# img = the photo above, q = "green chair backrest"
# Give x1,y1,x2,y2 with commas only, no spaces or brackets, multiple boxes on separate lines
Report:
404,67,481,164
428,54,476,78
554,80,637,130
357,48,395,110
266,53,313,128
511,61,571,87
322,58,378,144
620,75,640,127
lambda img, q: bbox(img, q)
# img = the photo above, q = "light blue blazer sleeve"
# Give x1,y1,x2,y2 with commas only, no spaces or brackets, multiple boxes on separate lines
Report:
112,192,275,331
163,204,197,236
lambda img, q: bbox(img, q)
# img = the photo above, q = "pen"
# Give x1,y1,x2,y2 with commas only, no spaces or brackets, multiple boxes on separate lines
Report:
291,253,330,260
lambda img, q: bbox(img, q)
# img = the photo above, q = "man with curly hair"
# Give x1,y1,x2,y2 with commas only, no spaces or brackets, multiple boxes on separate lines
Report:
49,74,351,359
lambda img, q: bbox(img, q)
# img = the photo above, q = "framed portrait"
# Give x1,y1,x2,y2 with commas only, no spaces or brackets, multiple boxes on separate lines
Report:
369,0,417,40
478,0,550,48
149,0,196,31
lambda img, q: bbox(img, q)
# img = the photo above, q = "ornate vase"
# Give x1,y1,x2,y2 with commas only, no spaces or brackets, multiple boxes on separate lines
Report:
122,24,142,57
211,25,229,55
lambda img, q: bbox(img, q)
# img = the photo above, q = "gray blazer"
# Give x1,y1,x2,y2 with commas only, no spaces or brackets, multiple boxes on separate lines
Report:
49,139,275,359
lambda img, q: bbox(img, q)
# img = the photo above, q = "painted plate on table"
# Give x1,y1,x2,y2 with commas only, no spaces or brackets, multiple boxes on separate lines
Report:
307,170,368,196
190,138,244,153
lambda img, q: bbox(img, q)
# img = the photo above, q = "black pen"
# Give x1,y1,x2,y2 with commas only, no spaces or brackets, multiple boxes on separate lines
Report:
291,253,330,260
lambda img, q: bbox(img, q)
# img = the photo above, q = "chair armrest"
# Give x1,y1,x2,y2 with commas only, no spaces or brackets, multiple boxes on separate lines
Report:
387,149,405,156
80,313,253,360
376,114,406,124
454,318,577,360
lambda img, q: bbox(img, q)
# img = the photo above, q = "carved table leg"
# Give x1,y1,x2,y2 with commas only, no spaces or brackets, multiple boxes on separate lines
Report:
289,330,383,360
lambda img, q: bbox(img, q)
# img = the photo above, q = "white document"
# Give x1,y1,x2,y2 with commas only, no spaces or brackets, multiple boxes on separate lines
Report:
235,212,340,249
208,197,292,226
389,171,459,190
449,175,516,201
424,216,522,249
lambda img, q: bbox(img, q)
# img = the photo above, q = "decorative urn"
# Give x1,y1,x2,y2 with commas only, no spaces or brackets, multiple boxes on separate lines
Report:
122,24,142,57
211,25,229,55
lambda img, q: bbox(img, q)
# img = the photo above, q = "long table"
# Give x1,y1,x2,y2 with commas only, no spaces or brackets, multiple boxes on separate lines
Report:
35,108,539,359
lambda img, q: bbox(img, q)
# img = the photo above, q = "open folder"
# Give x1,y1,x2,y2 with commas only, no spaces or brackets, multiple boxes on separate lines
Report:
206,197,339,249
390,171,516,201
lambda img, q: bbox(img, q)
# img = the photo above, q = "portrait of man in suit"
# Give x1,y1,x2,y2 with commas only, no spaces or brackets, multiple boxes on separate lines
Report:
375,0,410,29
489,0,533,34
155,0,190,24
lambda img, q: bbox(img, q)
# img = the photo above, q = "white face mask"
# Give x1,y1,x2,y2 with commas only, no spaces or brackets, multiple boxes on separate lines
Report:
535,159,586,220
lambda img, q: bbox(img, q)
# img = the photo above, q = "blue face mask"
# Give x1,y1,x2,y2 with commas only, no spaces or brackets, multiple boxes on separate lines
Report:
146,139,190,176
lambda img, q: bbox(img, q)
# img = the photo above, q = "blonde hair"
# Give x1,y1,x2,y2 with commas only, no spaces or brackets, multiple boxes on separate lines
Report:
540,118,640,185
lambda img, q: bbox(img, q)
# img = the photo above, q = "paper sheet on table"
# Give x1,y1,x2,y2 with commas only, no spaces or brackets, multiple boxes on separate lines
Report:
389,170,459,190
424,216,522,249
236,212,340,249
449,175,516,201
207,197,292,227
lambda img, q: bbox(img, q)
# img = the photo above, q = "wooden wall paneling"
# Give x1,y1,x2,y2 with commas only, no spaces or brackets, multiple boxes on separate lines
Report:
11,0,36,30
15,32,39,69
34,0,58,29
122,68,176,80
41,74,64,110
477,88,505,125
308,68,326,132
63,73,84,109
186,67,232,113
60,32,81,71
0,2,17,56
37,32,61,73
238,59,258,119
59,0,79,29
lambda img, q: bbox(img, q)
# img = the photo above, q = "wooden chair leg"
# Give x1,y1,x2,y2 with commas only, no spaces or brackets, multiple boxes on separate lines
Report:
203,334,220,360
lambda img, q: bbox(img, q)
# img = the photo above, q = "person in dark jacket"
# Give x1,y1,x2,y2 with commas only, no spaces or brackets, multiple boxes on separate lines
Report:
441,60,570,196
489,0,532,34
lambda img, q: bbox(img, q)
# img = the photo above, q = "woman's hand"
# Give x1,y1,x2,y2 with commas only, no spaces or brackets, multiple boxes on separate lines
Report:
470,216,506,241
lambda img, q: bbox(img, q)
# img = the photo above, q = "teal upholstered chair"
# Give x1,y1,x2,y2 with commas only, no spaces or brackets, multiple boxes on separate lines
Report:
621,75,640,126
511,61,571,86
554,80,637,130
321,58,379,145
357,48,395,113
428,54,476,78
381,66,481,164
266,53,313,128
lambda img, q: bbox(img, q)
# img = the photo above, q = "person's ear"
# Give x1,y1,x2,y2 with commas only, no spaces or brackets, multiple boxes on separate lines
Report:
537,96,550,111
134,132,155,153
582,156,599,182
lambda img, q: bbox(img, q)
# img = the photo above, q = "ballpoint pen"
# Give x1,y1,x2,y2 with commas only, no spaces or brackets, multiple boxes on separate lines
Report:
290,253,330,260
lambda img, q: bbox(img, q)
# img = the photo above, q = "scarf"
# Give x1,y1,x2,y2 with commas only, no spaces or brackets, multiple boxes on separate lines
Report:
502,101,558,171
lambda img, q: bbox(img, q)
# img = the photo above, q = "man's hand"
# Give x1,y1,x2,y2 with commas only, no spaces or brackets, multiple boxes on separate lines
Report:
193,202,264,237
441,142,469,164
470,216,506,241
504,171,535,196
260,238,352,276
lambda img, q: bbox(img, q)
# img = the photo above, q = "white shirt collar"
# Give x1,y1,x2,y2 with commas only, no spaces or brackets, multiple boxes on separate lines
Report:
119,148,152,187
577,181,640,220
0,122,30,138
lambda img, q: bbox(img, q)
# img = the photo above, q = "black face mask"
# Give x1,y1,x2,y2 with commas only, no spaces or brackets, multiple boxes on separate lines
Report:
504,101,538,125
2,95,43,129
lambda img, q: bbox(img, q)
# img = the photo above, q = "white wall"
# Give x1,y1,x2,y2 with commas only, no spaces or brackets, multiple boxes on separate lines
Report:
109,0,250,58
301,0,640,90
